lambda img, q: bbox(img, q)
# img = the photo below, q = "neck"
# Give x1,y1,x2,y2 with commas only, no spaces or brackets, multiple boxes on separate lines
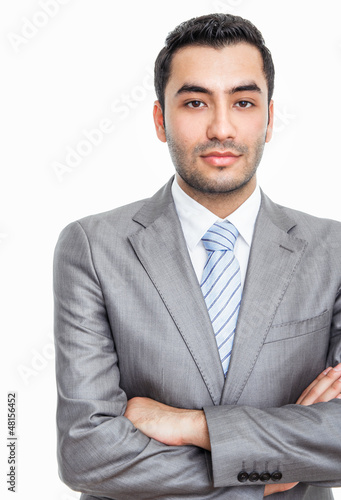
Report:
176,174,257,218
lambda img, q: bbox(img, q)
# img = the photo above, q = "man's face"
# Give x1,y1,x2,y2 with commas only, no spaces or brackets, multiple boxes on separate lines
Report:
153,43,273,199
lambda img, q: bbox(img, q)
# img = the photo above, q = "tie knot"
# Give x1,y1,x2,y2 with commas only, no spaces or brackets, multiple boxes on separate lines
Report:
202,221,238,252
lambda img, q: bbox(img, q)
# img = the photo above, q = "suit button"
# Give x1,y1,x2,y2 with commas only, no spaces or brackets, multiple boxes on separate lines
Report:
271,471,283,481
249,471,260,482
237,471,249,483
260,472,271,482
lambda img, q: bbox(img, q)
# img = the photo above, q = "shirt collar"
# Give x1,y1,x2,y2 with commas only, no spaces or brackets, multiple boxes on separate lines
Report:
171,177,261,252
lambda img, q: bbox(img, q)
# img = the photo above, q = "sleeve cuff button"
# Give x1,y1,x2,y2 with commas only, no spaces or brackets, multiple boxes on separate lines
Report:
237,471,249,482
260,472,271,482
249,471,260,482
271,471,283,481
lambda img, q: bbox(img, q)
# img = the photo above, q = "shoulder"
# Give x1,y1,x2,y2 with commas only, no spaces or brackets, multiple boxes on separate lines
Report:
58,197,149,243
264,195,341,247
57,178,175,244
279,203,341,234
262,191,340,229
259,192,341,256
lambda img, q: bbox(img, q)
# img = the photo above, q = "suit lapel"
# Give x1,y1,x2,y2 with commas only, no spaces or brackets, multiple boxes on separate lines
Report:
129,180,224,405
129,181,308,407
221,193,308,404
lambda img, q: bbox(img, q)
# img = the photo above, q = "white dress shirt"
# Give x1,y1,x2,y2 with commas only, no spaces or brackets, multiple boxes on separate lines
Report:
171,177,261,288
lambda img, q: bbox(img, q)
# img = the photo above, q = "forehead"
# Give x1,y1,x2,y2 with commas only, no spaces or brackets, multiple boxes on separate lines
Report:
167,43,267,95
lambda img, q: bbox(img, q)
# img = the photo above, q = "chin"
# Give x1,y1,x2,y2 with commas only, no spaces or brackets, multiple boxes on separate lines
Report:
192,180,247,195
184,170,256,194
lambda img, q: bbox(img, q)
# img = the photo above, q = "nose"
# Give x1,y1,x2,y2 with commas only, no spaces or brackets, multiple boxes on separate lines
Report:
207,105,237,142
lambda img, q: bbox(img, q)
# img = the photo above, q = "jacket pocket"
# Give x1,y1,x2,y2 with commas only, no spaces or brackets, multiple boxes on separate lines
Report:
265,309,330,344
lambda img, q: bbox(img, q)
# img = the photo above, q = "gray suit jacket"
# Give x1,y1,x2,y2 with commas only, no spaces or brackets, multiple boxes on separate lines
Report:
54,178,341,499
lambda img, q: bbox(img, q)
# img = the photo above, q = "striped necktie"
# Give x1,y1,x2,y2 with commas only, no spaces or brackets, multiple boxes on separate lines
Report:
200,221,242,375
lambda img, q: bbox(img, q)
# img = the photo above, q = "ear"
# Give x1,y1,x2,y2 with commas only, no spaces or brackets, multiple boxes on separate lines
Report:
265,99,274,143
153,101,167,143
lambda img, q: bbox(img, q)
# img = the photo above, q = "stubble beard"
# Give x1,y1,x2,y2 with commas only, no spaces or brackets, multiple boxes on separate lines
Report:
166,132,266,196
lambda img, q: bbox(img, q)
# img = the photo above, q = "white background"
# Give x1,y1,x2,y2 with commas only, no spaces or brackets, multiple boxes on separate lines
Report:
1,1,341,499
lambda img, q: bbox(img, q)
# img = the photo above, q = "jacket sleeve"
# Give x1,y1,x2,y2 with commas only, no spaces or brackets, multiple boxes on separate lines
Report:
204,290,341,488
53,221,264,500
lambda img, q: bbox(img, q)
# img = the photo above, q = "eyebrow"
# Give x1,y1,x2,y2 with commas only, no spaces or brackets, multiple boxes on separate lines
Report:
175,81,262,97
176,84,213,96
229,83,262,95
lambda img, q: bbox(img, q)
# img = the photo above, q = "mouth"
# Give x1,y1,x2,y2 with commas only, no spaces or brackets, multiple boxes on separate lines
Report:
200,150,242,167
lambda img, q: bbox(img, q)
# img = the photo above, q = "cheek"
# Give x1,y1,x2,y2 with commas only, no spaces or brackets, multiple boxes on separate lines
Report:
240,117,268,145
166,110,204,143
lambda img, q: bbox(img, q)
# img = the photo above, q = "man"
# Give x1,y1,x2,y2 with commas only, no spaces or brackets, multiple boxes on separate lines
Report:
54,13,341,499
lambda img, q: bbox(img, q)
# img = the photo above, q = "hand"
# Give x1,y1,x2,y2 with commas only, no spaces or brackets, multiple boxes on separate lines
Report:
124,397,211,450
264,363,341,497
296,363,341,405
124,365,341,497
264,482,297,497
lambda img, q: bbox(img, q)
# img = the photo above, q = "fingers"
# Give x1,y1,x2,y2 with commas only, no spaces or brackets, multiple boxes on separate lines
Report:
296,364,341,406
295,367,332,404
264,482,298,497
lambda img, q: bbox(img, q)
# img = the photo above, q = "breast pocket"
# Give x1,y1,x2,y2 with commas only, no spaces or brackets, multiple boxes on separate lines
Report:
265,309,331,344
240,310,332,408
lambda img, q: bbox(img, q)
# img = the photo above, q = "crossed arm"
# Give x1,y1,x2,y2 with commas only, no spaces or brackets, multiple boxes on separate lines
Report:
125,364,341,497
55,223,341,498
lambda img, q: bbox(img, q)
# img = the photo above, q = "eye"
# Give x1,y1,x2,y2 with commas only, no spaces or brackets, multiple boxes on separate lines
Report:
186,100,205,109
236,100,253,109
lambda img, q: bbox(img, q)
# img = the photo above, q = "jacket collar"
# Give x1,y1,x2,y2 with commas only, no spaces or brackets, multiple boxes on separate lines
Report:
130,178,308,405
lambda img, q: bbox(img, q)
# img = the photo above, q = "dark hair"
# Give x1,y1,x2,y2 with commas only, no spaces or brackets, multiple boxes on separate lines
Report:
154,13,274,114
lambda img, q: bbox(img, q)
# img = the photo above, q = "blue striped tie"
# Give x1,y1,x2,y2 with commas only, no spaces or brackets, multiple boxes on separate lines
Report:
201,221,241,375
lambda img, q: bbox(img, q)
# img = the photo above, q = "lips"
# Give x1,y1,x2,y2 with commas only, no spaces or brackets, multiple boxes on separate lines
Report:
202,150,239,157
200,150,241,166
